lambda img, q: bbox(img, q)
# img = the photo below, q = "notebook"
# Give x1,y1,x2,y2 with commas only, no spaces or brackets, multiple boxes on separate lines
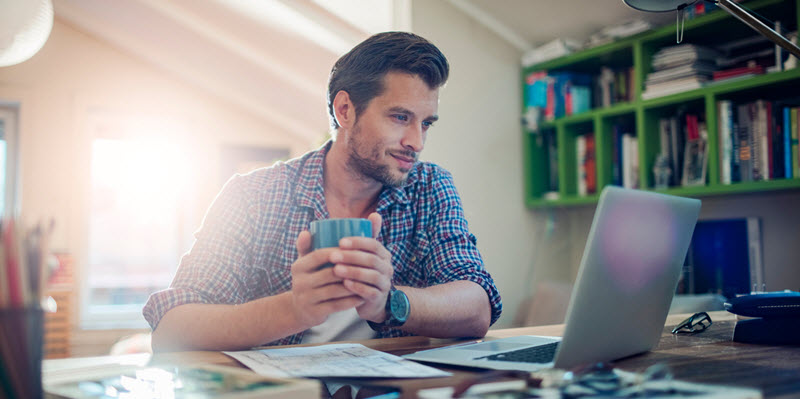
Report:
404,186,701,371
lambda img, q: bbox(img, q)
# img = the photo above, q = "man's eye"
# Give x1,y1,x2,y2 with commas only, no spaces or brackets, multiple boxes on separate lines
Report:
394,114,409,122
422,121,435,128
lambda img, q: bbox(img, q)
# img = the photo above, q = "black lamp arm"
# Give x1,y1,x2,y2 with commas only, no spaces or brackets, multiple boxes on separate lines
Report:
715,0,800,59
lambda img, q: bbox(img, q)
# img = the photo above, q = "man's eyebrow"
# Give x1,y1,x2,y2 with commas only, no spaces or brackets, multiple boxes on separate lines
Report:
387,106,438,121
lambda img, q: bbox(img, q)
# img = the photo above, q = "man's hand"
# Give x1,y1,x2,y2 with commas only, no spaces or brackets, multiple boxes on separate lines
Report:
289,231,365,328
331,213,395,323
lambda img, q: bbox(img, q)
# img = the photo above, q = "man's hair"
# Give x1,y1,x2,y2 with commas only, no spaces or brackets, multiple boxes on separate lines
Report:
327,31,449,130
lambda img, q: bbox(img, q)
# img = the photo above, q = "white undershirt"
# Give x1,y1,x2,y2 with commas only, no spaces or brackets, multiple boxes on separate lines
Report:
300,308,377,344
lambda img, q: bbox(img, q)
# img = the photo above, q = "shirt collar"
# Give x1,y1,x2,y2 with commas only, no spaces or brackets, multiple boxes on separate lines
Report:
294,140,417,215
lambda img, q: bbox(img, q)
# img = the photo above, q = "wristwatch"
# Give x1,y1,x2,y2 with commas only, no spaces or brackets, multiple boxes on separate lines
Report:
367,286,410,330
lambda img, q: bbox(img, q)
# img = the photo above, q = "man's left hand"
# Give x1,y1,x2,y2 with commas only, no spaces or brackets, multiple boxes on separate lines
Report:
331,212,394,323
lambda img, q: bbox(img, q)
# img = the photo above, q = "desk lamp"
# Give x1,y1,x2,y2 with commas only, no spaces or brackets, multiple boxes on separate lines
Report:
623,0,800,59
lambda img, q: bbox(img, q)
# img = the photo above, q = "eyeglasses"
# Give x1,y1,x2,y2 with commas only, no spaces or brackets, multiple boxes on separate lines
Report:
671,311,712,334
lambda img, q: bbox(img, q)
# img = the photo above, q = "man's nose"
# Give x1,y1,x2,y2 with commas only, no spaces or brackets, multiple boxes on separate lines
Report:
401,124,424,153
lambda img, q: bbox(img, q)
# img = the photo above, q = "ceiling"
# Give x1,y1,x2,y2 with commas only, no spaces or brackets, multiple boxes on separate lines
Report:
53,0,676,142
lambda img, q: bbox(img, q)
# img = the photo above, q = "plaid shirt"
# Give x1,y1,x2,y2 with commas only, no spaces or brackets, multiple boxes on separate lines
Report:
143,141,502,346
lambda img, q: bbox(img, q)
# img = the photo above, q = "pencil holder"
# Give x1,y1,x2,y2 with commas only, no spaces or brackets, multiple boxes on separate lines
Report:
0,307,44,399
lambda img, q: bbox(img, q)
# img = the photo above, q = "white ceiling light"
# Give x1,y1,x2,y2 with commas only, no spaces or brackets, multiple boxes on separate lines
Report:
0,0,54,67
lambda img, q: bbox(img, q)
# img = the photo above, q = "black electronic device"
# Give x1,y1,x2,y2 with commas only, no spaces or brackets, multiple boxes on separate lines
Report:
724,290,800,318
726,290,800,345
732,317,800,345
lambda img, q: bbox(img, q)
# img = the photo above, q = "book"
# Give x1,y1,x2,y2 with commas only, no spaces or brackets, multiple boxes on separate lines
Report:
622,134,638,189
712,65,765,81
737,104,754,182
685,218,764,298
44,363,321,399
718,100,733,184
682,116,708,187
576,135,587,196
785,106,793,178
585,134,596,194
793,108,799,178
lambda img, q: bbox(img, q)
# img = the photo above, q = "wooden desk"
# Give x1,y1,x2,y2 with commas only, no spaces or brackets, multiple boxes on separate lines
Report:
44,312,800,398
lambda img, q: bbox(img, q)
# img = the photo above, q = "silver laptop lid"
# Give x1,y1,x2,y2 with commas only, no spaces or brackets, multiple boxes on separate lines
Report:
554,186,701,369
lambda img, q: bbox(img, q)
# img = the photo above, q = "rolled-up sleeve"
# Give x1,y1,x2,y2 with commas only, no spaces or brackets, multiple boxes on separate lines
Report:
425,171,503,326
143,174,258,330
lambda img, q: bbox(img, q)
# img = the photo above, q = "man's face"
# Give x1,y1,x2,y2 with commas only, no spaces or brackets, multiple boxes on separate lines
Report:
345,72,439,187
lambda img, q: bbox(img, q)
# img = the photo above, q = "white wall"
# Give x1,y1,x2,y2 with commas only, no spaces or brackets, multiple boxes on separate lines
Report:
412,0,800,329
0,18,315,250
0,19,315,355
411,0,556,328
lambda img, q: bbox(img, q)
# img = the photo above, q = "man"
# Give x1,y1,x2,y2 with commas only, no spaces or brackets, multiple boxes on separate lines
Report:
144,32,502,352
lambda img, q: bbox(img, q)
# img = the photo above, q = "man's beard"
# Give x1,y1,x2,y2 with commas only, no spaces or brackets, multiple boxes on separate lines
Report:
345,125,416,188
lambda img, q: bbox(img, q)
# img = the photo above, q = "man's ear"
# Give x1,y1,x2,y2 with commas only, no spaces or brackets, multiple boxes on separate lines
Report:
332,90,356,129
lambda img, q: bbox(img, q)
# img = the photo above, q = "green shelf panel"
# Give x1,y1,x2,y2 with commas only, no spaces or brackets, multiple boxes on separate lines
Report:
524,40,635,73
642,0,789,44
709,68,800,96
641,90,706,109
522,0,800,208
597,102,637,117
560,111,596,126
527,194,601,208
650,179,800,198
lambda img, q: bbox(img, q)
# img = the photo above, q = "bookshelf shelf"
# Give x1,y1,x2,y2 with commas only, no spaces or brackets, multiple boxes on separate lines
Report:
522,0,800,207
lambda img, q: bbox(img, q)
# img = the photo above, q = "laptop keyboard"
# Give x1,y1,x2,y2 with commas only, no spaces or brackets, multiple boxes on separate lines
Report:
477,342,559,364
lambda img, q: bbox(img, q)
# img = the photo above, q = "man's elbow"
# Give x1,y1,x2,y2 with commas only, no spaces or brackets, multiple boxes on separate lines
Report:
465,304,491,337
150,326,169,353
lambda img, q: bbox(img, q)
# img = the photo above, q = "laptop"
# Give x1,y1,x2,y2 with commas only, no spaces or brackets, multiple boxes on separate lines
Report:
404,186,701,371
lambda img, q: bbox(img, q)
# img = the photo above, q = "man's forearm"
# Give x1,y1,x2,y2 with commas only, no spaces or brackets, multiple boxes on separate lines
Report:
151,291,307,352
399,280,491,338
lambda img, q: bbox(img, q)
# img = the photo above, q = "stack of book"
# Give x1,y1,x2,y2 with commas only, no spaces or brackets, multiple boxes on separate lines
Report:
717,99,800,184
587,19,652,48
521,38,582,67
643,45,719,99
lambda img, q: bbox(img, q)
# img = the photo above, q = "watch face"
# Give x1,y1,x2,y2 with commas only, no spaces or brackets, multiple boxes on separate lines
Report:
389,289,409,323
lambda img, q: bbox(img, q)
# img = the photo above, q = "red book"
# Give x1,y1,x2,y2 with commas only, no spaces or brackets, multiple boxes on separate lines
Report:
712,65,765,81
686,114,699,141
586,134,597,194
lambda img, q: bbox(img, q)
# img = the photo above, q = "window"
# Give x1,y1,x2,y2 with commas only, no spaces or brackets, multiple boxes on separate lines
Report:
0,106,19,220
83,117,195,329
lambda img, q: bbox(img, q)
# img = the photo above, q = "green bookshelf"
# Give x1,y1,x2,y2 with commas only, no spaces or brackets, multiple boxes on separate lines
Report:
522,0,800,207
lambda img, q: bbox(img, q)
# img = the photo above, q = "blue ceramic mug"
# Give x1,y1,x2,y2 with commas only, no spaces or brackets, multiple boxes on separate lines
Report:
309,218,372,269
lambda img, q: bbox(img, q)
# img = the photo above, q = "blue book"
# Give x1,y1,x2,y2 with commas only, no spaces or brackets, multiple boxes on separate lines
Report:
785,107,793,179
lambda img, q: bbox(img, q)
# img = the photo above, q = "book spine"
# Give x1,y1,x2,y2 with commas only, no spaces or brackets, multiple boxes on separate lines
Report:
752,101,763,181
719,101,732,184
793,107,799,178
737,104,753,182
586,134,597,194
772,102,784,179
765,101,774,180
786,107,793,178
577,135,587,196
547,131,559,191
623,134,632,189
670,117,681,186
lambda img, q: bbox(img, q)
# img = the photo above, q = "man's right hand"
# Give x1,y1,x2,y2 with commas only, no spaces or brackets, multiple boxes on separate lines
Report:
289,231,365,328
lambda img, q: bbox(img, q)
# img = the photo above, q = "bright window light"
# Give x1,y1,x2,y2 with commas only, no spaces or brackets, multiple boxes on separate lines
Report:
86,137,193,328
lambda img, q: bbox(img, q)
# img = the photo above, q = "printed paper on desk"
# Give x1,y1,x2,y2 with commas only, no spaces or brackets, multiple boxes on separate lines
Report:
224,343,451,379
